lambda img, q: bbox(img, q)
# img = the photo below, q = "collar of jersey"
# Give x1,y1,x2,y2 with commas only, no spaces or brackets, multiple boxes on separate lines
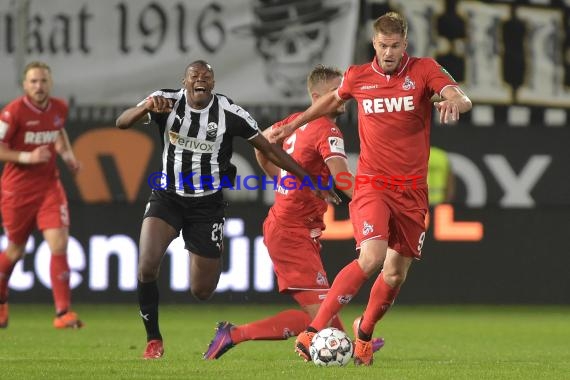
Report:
23,95,52,114
183,89,215,113
371,53,410,77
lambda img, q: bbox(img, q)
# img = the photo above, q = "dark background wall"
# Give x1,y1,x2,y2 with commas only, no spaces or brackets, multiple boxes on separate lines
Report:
1,0,569,304
4,115,568,305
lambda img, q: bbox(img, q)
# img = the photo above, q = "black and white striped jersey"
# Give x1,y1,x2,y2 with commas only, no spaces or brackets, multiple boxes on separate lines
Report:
144,89,259,197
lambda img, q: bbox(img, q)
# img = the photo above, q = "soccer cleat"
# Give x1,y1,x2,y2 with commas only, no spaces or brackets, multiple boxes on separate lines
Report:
353,316,385,353
0,303,8,328
294,330,315,362
371,337,385,352
143,339,164,359
353,337,374,366
53,310,84,329
203,321,235,360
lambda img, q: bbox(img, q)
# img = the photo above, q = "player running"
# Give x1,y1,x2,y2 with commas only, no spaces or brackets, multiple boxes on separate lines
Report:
0,61,83,329
203,65,383,360
271,12,472,366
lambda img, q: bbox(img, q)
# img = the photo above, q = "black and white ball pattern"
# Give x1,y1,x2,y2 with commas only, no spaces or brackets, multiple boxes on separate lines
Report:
309,327,354,367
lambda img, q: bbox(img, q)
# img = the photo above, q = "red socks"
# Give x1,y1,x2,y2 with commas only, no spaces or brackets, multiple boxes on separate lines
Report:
360,272,400,336
1,252,73,314
230,309,311,344
50,254,71,314
311,260,367,330
0,252,16,302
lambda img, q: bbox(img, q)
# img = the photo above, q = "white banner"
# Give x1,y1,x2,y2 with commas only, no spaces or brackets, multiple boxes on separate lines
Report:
0,0,360,105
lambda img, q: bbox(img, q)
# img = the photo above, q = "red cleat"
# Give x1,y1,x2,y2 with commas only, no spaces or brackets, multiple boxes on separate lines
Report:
143,339,164,359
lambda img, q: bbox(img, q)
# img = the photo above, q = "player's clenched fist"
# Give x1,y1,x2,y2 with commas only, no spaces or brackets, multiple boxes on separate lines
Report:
267,123,295,143
30,145,51,164
144,96,173,113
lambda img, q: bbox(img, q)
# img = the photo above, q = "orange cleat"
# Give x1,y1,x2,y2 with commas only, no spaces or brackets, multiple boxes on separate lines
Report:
352,316,376,366
353,316,385,353
294,330,315,361
53,310,84,329
353,337,374,366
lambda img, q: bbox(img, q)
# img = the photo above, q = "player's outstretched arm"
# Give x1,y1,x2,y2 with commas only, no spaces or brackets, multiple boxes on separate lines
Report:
116,96,172,129
434,86,472,124
268,91,344,142
254,128,280,178
250,133,341,205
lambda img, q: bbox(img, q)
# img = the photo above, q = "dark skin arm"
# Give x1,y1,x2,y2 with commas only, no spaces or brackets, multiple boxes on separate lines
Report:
254,128,281,178
116,96,172,129
268,91,344,142
249,133,340,205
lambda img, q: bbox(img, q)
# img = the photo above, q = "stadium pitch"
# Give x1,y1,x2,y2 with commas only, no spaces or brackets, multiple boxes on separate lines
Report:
1,304,568,379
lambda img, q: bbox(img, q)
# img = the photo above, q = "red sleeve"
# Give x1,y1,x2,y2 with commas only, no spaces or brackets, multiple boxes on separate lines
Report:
270,112,301,130
314,120,347,161
422,58,458,98
0,103,19,145
337,66,355,101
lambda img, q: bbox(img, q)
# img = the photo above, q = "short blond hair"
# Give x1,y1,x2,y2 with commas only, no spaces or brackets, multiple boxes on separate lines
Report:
307,64,343,93
23,61,51,81
373,11,407,38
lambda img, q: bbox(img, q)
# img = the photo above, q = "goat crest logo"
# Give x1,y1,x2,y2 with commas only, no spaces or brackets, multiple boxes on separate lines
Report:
402,76,416,90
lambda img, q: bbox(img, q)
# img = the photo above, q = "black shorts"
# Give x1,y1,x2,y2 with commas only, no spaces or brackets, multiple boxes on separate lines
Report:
143,190,227,258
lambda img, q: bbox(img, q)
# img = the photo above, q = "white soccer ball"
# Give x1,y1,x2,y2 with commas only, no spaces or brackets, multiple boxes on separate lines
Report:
309,327,354,367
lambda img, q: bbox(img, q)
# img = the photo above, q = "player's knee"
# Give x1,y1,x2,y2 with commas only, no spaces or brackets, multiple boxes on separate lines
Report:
10,251,25,262
358,255,384,277
137,265,159,283
383,271,407,287
6,246,26,262
190,287,215,301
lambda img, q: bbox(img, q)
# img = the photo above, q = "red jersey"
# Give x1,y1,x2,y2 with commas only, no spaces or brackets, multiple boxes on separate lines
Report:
0,96,67,193
269,113,346,229
337,53,457,183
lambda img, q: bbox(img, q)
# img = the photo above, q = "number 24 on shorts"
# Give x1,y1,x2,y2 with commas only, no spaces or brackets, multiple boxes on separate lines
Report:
211,222,223,243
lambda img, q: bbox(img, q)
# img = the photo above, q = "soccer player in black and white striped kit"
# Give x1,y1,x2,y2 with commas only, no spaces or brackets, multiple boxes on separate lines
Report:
116,60,338,359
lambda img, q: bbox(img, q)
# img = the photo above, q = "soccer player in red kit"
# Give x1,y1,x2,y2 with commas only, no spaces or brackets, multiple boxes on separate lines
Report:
0,61,82,329
271,12,472,365
203,65,383,360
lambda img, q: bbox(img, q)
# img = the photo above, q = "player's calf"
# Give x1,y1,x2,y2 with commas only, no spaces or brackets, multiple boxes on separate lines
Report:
0,303,8,328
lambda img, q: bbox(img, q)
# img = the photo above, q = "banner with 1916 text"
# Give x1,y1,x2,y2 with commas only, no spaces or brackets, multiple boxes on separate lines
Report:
0,0,360,105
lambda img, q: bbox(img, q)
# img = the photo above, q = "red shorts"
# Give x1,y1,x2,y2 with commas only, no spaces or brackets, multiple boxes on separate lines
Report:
263,212,330,294
350,182,428,259
1,180,69,245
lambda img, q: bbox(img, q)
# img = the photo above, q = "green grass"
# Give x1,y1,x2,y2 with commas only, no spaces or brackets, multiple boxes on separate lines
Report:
1,304,569,379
